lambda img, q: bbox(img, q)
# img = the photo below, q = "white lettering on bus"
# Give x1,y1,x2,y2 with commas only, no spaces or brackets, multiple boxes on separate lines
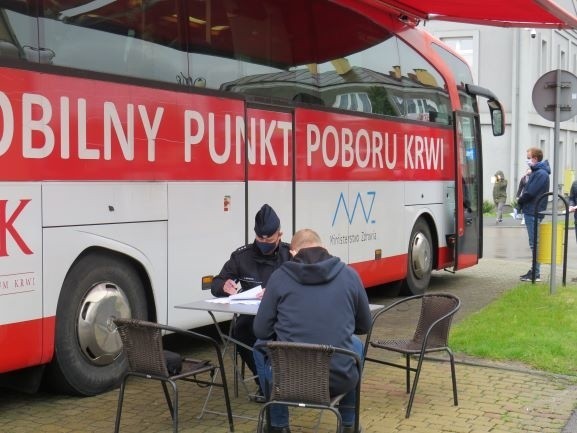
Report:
306,123,395,169
184,110,204,162
77,98,98,160
277,121,291,166
384,132,396,169
0,92,165,161
247,118,292,166
23,93,55,159
104,102,134,160
139,105,164,162
185,110,245,165
259,118,277,165
404,134,444,170
0,91,14,157
60,97,69,158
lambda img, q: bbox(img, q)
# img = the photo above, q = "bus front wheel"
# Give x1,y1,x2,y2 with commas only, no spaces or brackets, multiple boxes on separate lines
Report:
46,252,147,396
403,219,433,295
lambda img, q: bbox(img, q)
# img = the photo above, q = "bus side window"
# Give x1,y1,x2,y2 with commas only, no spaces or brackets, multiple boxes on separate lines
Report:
0,5,38,62
293,92,324,106
397,38,451,125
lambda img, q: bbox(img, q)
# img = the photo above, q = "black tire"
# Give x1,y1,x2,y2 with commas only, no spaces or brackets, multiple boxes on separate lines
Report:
45,252,147,396
402,219,433,295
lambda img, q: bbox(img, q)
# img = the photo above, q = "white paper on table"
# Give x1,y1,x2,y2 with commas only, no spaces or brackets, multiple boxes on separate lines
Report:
230,299,261,305
229,285,263,301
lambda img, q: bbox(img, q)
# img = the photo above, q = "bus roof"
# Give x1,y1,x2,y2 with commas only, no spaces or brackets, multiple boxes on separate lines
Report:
364,0,577,28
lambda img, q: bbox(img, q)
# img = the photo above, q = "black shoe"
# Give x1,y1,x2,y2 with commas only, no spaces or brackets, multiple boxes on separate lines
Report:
266,427,291,433
250,389,266,403
520,271,541,282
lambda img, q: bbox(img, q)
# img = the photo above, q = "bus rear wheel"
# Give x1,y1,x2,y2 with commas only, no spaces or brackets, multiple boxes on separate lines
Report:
46,252,147,396
403,219,433,295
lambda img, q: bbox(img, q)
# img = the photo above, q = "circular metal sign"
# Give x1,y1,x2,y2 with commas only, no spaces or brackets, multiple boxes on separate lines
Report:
532,69,577,122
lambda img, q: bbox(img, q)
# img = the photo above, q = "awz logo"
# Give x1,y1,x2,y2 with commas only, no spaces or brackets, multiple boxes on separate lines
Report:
331,192,376,226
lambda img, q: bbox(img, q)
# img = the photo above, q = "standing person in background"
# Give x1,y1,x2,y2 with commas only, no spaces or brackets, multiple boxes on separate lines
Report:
492,170,508,223
517,147,551,282
211,204,291,399
514,168,531,223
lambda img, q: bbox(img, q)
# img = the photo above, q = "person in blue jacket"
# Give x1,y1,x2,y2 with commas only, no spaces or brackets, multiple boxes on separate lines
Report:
517,147,551,281
253,229,371,433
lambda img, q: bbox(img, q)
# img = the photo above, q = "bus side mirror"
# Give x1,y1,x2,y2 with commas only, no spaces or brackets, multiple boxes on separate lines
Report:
488,99,505,136
465,84,505,137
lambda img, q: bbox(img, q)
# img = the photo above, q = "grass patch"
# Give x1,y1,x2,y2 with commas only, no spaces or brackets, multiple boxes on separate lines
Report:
450,283,577,376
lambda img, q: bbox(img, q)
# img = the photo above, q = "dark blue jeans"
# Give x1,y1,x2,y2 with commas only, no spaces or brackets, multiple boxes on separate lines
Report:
253,336,363,428
524,214,541,274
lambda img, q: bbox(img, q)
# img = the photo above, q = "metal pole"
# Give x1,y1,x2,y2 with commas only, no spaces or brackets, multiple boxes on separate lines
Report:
550,70,561,295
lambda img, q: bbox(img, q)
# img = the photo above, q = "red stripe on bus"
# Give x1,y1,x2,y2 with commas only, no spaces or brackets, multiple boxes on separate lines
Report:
0,67,454,182
0,317,54,372
351,254,407,288
352,245,455,288
456,253,479,269
42,316,56,365
437,246,454,269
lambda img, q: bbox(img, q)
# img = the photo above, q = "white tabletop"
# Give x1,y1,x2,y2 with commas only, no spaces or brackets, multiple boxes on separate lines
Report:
175,299,261,315
175,299,384,316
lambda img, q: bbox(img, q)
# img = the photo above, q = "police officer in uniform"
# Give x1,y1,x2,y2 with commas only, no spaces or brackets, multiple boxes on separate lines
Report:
211,204,290,397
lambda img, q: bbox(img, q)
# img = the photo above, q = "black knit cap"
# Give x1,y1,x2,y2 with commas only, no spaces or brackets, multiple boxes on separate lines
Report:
254,204,280,237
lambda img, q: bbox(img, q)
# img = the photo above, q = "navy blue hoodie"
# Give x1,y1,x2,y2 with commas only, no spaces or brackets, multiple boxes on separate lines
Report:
517,160,551,217
253,246,371,395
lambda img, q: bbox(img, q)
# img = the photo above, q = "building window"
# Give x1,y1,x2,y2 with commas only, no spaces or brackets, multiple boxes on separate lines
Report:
434,31,479,84
541,40,548,74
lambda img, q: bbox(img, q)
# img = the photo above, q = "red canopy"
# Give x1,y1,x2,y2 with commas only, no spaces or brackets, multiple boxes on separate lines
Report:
369,0,577,28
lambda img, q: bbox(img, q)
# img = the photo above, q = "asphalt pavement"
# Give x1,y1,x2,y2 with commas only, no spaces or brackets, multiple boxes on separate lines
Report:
1,214,577,433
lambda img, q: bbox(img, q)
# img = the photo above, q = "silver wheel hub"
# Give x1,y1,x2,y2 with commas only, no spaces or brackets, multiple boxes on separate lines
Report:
411,232,431,279
77,282,131,366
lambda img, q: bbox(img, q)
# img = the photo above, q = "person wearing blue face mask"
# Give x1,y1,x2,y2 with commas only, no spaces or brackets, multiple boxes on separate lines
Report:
517,147,551,282
211,204,290,399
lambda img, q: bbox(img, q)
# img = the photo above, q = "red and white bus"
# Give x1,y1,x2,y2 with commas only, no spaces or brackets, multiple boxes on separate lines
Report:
0,0,505,395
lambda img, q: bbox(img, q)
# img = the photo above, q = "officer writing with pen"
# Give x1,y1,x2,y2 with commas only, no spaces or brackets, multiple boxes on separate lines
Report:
211,204,291,399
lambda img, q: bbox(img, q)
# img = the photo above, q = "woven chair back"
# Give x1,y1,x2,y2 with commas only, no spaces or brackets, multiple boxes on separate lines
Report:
115,318,170,377
267,342,333,405
413,294,459,348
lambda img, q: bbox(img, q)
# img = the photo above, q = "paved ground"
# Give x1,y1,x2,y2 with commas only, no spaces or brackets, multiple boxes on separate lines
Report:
1,217,577,433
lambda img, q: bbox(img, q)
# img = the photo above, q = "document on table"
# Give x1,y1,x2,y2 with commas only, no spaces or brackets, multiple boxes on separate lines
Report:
206,285,262,305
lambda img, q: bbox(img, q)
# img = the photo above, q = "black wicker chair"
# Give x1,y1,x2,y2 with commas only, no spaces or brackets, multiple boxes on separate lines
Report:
113,318,234,433
255,341,362,433
363,293,461,418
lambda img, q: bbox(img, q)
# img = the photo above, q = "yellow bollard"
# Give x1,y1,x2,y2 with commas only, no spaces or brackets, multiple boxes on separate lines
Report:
537,222,564,264
563,169,575,195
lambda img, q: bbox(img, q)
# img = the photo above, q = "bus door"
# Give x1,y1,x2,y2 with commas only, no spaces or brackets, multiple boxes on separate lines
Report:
245,107,294,244
454,111,482,270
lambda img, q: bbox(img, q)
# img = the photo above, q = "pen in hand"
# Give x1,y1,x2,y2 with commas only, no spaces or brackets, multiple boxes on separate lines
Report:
223,279,240,295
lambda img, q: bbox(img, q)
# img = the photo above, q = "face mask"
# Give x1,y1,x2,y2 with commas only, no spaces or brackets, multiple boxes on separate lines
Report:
256,240,277,255
526,158,533,166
